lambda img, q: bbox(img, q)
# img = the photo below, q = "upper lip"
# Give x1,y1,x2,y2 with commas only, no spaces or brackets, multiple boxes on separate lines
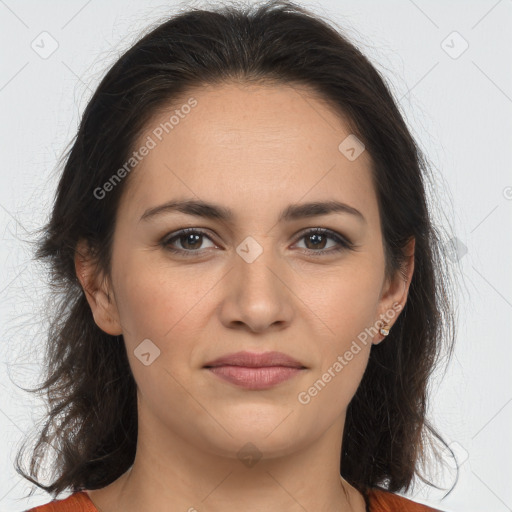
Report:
204,351,306,369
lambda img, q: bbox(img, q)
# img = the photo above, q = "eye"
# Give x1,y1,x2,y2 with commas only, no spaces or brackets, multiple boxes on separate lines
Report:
160,227,354,257
293,228,354,256
161,228,217,255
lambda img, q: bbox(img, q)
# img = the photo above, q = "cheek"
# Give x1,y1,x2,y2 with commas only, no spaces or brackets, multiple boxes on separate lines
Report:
299,259,382,401
111,251,222,358
111,259,214,411
312,261,383,346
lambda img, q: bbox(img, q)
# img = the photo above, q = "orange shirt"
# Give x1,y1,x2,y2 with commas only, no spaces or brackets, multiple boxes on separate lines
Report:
26,488,444,511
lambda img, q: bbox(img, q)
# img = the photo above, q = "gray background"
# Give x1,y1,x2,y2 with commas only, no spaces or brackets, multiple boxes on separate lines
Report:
1,0,511,511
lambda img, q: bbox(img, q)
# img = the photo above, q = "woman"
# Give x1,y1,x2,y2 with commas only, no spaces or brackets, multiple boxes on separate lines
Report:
17,1,457,511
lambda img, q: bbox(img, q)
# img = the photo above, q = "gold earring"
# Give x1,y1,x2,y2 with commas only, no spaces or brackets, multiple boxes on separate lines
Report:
379,325,390,337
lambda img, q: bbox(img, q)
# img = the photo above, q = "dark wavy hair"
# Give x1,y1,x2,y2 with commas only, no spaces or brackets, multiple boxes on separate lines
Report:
15,0,458,501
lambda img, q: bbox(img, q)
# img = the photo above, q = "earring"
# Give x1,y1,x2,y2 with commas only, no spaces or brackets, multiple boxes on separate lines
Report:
379,325,390,337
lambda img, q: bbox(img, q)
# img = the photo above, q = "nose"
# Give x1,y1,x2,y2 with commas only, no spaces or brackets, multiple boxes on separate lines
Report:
217,237,294,334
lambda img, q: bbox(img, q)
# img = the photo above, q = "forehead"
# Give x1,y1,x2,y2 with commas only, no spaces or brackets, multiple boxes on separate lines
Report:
120,81,378,226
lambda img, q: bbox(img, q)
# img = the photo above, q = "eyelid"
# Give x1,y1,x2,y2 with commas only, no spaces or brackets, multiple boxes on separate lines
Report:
160,227,355,255
293,227,353,247
161,227,219,250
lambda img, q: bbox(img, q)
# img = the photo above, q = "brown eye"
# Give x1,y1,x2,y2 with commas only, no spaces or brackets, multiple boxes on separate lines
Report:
176,232,203,250
161,227,354,258
161,228,217,255
303,231,329,250
294,228,353,255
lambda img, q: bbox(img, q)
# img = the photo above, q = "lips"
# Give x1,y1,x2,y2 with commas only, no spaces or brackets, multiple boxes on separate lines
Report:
203,350,306,369
203,351,307,390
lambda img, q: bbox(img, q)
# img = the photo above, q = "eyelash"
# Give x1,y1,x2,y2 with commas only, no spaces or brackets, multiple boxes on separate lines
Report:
160,227,354,257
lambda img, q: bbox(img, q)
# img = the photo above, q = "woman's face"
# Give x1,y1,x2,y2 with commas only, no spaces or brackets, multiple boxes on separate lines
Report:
80,81,412,461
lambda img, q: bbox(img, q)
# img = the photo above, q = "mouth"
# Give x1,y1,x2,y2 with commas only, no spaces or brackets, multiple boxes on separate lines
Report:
203,351,307,390
205,365,306,389
203,350,306,369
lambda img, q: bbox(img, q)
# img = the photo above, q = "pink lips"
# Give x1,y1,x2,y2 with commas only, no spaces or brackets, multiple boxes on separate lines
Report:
204,351,306,390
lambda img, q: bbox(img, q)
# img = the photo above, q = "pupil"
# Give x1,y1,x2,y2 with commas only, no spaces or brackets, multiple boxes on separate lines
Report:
307,233,326,250
183,233,201,249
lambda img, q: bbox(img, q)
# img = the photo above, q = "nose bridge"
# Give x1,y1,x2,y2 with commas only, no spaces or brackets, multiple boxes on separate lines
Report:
220,233,292,331
234,234,281,292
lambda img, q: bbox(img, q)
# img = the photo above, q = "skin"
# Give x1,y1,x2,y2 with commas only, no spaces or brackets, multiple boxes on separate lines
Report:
76,81,414,512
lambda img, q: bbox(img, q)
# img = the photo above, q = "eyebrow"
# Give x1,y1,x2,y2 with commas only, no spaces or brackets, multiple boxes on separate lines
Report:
139,198,366,224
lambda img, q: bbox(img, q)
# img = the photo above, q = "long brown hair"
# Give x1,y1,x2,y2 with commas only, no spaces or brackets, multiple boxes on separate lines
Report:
15,0,458,500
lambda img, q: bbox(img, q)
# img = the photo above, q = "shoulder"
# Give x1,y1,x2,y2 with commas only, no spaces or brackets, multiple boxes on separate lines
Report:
25,491,98,512
367,487,445,512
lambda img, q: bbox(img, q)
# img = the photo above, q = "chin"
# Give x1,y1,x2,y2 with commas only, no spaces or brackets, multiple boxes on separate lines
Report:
194,415,314,460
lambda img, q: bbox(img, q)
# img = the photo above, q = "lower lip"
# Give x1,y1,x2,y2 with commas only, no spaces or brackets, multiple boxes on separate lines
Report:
206,365,304,389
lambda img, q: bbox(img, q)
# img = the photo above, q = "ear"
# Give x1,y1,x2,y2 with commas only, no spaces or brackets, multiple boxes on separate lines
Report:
373,237,415,345
74,238,123,336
